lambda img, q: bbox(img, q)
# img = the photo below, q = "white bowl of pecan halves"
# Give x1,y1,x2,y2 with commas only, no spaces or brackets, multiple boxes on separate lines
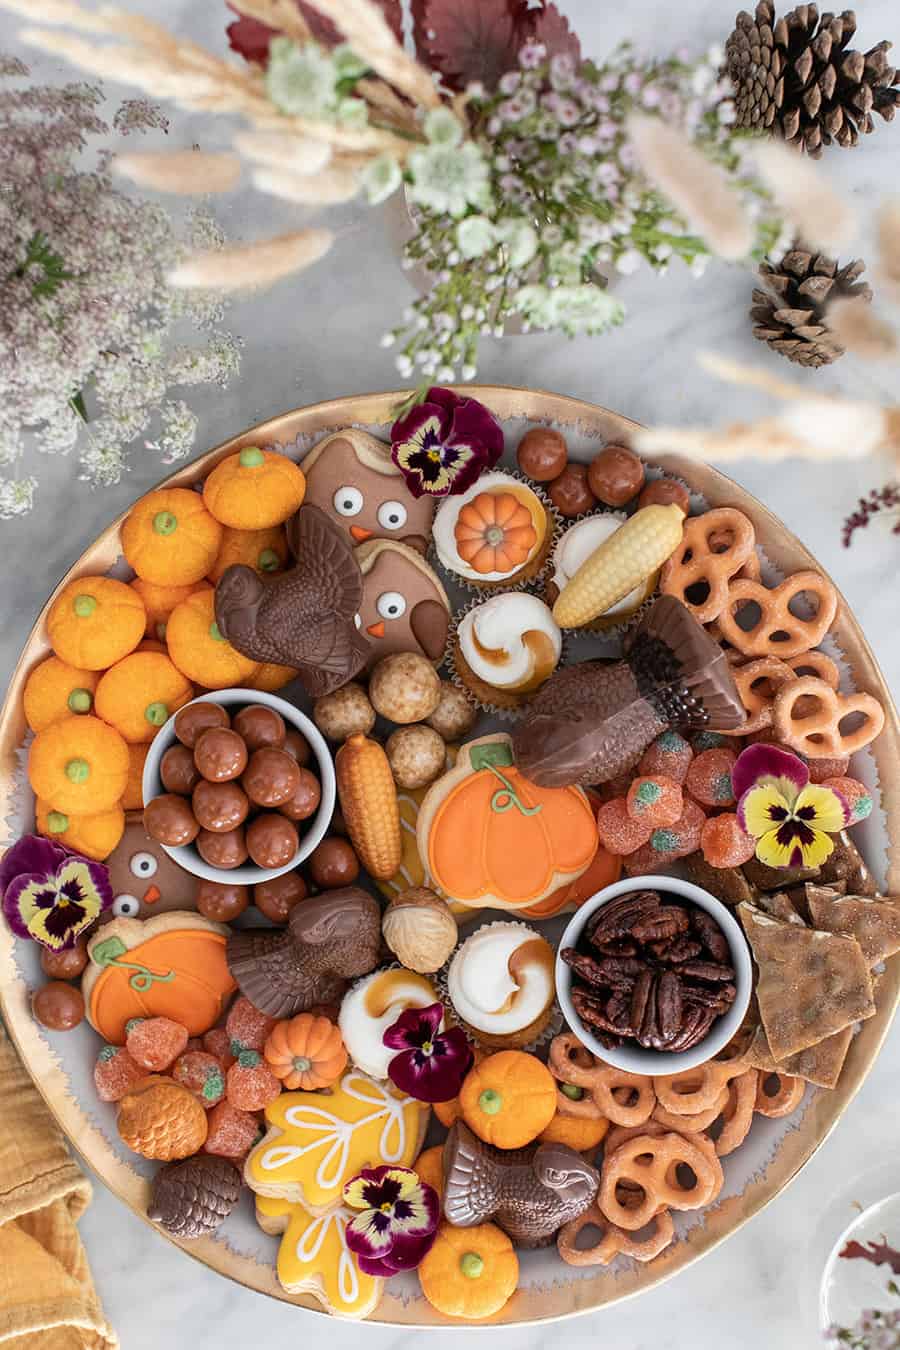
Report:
556,876,753,1073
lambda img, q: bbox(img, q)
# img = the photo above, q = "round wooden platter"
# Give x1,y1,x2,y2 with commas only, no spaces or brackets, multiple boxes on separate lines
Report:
0,386,898,1328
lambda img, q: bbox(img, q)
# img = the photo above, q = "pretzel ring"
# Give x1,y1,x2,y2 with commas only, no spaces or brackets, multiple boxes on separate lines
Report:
660,508,757,624
723,657,797,735
549,1033,655,1126
558,1201,674,1266
711,1068,758,1156
599,1131,723,1229
716,571,838,658
787,650,840,689
773,676,885,758
754,1071,806,1118
652,1088,728,1133
653,1057,748,1116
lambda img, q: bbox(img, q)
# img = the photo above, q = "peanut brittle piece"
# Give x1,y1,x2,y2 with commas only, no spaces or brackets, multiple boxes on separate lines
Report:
756,891,806,926
816,832,878,897
681,852,757,907
805,887,900,968
745,1020,854,1090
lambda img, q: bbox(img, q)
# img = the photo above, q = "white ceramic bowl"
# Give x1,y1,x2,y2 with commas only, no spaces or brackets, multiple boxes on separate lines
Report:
142,687,335,886
555,874,752,1074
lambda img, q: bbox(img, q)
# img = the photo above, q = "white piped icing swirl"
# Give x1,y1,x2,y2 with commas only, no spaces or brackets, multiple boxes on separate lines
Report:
339,969,438,1080
457,593,561,692
447,922,555,1036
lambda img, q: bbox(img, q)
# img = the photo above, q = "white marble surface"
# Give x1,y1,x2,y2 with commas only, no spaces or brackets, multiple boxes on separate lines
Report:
4,0,900,1345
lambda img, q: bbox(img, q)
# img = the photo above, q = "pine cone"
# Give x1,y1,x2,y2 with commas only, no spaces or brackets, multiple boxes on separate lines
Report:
148,1155,241,1239
726,3,900,156
750,246,871,366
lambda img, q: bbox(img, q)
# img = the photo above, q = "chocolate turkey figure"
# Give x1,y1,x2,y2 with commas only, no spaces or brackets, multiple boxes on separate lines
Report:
301,429,434,554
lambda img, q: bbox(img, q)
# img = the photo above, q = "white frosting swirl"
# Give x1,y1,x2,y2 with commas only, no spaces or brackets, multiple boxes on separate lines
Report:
447,923,555,1036
551,514,645,616
433,471,546,582
457,593,561,692
339,969,438,1080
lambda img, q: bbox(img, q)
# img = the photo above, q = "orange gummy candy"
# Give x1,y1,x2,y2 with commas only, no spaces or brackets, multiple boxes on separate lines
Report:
225,995,278,1054
700,813,756,868
225,1050,281,1111
596,798,651,856
684,749,737,808
125,1016,189,1072
173,1050,226,1108
94,1045,145,1103
625,775,683,828
203,1101,261,1160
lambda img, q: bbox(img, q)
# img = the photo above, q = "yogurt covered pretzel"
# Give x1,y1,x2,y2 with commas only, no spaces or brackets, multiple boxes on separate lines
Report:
660,508,757,624
717,571,838,659
774,677,885,758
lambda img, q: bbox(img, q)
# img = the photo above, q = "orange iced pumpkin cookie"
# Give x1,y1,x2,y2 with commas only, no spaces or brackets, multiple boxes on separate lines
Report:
131,578,205,642
418,1222,518,1321
459,1051,556,1148
83,912,236,1043
95,652,193,743
166,587,258,688
203,446,306,529
207,525,289,584
417,734,597,911
29,715,129,815
122,742,150,811
36,799,125,861
23,656,100,732
47,576,145,670
122,487,222,586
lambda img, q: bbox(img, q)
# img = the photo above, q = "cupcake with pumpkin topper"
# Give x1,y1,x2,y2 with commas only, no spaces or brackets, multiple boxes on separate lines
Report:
449,592,563,715
432,470,556,592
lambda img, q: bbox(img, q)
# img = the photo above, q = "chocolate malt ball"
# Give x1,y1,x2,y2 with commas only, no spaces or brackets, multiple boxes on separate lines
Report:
192,781,249,834
33,981,84,1030
196,879,250,923
243,748,301,808
254,871,308,924
196,826,248,870
588,445,645,507
516,427,568,482
246,814,298,869
194,728,248,783
547,463,596,518
174,701,230,749
308,836,359,889
233,704,286,753
144,794,200,847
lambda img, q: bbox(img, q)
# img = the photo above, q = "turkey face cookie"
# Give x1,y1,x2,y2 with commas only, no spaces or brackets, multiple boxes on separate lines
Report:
244,1068,429,1214
338,968,438,1080
355,540,450,668
301,429,434,555
255,1195,383,1319
99,812,199,922
83,911,235,1043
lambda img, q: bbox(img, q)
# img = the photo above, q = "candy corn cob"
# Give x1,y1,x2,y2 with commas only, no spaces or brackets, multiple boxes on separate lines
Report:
552,503,685,628
335,733,402,880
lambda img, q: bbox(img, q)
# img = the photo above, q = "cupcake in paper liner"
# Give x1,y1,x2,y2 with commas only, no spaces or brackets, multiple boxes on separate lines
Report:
431,469,559,595
446,591,565,719
544,511,659,637
436,920,561,1052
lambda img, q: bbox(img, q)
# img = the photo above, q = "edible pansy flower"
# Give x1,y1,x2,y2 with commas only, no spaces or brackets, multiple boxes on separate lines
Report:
383,1002,473,1103
0,834,111,949
733,744,850,870
390,387,503,498
342,1165,439,1275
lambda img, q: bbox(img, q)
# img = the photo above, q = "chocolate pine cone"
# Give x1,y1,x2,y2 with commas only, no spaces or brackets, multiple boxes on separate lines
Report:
148,1156,241,1239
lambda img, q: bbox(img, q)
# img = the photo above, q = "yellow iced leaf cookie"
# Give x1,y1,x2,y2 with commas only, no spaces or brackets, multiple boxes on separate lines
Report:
243,1069,429,1215
256,1196,382,1320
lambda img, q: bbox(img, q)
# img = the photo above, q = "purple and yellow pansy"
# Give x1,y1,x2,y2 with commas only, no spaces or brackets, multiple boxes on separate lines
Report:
342,1165,439,1276
390,386,503,499
0,834,111,949
733,744,850,870
384,1002,473,1103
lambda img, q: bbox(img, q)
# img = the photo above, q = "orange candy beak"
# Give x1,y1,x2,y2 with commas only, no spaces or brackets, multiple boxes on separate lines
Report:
142,884,161,905
350,526,373,542
366,621,386,638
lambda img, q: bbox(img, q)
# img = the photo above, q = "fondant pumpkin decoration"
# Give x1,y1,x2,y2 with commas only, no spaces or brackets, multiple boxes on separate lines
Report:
255,1196,383,1319
82,911,235,1043
23,656,100,733
47,576,145,670
122,742,150,811
459,1051,556,1149
247,662,299,692
433,1047,485,1129
95,652,194,743
35,798,125,862
455,492,537,575
165,587,258,688
417,734,597,911
208,524,289,585
131,577,205,642
418,1222,518,1321
203,446,306,529
264,1013,347,1090
122,487,223,586
28,715,130,815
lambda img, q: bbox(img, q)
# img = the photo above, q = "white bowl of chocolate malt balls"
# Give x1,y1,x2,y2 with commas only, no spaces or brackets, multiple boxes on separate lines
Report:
142,688,336,886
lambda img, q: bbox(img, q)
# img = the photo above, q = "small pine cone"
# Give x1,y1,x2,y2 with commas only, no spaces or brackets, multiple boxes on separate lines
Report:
726,2,900,156
148,1155,241,1239
750,245,871,366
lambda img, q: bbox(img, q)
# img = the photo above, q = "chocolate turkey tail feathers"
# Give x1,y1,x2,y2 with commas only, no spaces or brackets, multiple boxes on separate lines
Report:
626,595,745,731
443,1121,498,1228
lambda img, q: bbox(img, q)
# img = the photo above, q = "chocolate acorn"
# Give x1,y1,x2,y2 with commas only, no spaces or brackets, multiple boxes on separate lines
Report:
214,504,371,699
513,595,744,788
443,1120,599,1248
225,887,381,1018
148,1155,241,1239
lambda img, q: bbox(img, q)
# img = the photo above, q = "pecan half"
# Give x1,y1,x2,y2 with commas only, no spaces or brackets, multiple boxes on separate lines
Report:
571,987,627,1039
629,968,654,1035
667,1005,716,1051
656,970,683,1042
630,906,691,943
587,891,659,944
690,909,730,963
591,937,639,957
677,959,736,984
648,936,702,964
682,981,737,1013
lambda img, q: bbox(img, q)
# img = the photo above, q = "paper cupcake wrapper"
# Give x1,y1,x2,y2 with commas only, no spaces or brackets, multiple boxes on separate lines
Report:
428,471,561,597
445,595,570,722
435,919,564,1053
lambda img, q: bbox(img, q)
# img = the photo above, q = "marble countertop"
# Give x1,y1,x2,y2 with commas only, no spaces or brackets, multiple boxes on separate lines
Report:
4,0,900,1345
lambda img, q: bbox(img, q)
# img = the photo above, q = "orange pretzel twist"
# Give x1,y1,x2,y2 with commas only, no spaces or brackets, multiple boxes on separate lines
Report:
558,1201,674,1266
723,657,798,735
754,1071,806,1118
599,1131,724,1230
652,1057,748,1116
786,650,840,688
773,677,885,758
652,1088,729,1133
712,1068,758,1156
716,571,838,659
549,1033,655,1126
660,508,757,624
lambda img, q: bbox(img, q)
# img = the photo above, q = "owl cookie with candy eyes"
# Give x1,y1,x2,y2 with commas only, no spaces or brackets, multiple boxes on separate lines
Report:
355,540,451,667
99,812,199,922
301,430,434,555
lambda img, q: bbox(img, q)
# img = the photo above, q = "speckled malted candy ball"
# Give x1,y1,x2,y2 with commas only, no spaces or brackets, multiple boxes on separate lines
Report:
368,652,441,724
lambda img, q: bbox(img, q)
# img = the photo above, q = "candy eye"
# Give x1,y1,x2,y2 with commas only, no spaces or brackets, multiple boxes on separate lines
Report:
113,893,141,918
377,500,408,530
333,486,363,517
354,613,362,630
376,591,406,620
129,852,158,879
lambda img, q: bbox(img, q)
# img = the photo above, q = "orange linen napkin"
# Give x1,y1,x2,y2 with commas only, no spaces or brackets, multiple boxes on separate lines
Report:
0,1024,117,1349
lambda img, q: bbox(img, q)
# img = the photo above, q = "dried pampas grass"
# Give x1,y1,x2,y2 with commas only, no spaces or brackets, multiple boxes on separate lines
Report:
233,131,333,175
302,0,440,110
227,0,313,45
114,150,241,194
251,164,359,204
627,114,754,261
827,297,898,360
877,200,900,299
750,141,856,255
167,228,333,290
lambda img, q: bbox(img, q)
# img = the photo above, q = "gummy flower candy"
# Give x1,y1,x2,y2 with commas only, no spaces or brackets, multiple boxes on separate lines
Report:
0,835,111,949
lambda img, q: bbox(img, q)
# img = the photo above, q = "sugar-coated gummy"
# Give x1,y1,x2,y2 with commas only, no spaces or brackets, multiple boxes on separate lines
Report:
202,1026,236,1069
625,774,683,828
637,730,693,784
684,748,737,808
173,1050,226,1108
203,1101,262,1159
125,1016,189,1072
225,995,278,1055
700,813,756,868
595,797,652,856
807,754,851,783
225,1050,282,1111
821,776,873,824
94,1044,146,1102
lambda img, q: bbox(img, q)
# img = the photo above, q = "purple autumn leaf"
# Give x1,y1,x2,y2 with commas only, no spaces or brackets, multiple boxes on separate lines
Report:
384,1001,473,1102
